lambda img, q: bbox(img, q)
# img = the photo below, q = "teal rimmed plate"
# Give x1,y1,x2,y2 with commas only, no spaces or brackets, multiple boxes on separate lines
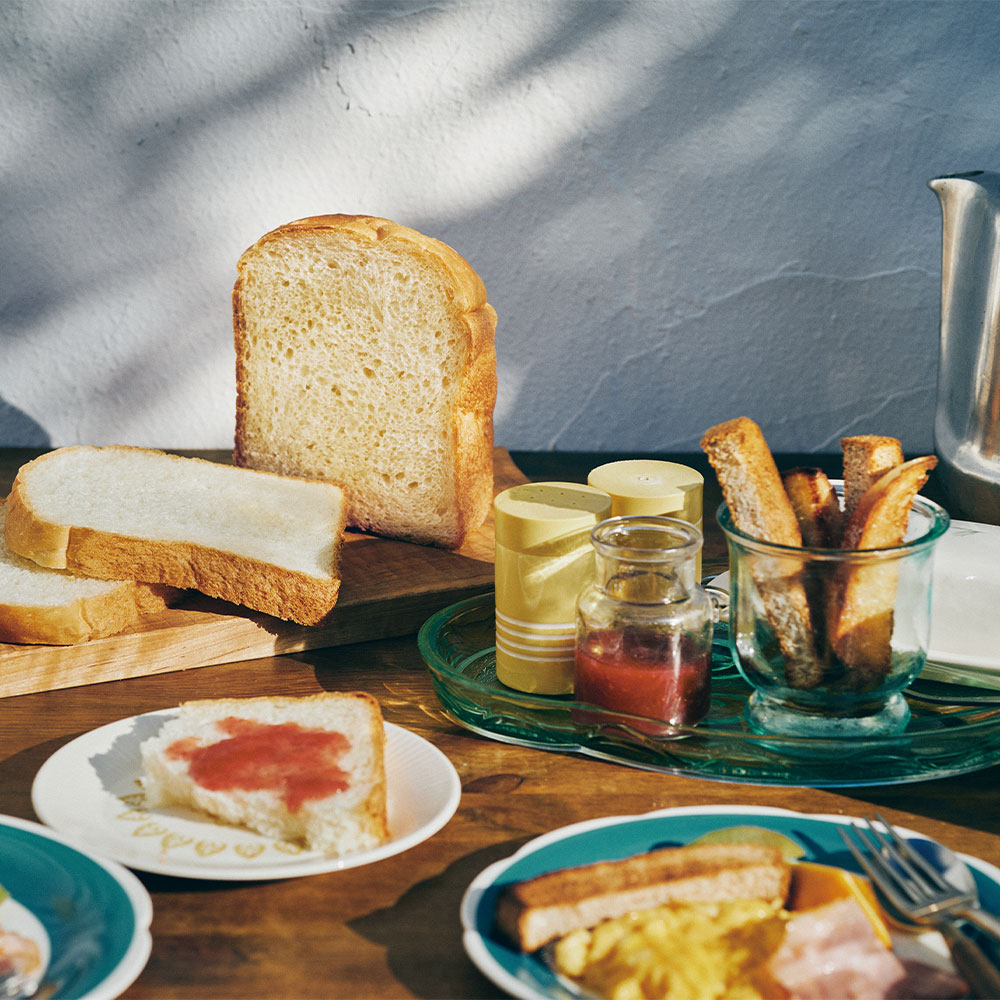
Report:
460,805,999,1000
417,592,1000,787
0,814,151,999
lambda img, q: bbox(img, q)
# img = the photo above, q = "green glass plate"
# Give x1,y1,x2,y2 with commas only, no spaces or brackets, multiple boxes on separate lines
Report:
417,592,1000,787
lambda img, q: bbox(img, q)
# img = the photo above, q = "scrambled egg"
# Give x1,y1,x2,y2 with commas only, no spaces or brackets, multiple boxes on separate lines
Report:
552,899,788,1000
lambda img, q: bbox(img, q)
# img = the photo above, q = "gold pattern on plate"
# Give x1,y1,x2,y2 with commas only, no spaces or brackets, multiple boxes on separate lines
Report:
161,832,194,851
133,821,169,838
234,843,266,859
272,840,305,856
112,791,303,862
194,840,228,857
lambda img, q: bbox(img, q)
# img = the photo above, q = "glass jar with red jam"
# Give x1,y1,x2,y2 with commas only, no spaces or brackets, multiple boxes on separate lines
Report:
574,515,713,736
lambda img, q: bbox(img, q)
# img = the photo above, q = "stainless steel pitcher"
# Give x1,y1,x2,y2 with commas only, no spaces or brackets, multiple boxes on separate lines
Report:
929,171,1000,524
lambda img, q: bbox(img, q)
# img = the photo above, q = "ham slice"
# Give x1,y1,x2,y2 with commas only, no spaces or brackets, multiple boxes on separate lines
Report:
769,899,966,1000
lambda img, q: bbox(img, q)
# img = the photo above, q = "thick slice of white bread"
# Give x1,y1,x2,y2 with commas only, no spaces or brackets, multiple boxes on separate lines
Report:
233,214,498,550
140,693,389,856
495,843,791,953
4,446,347,626
0,499,179,645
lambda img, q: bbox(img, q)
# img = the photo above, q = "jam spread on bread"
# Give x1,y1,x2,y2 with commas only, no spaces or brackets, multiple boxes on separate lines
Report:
165,718,350,812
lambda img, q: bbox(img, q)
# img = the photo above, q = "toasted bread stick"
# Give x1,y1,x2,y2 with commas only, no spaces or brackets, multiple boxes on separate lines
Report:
830,455,938,686
495,843,791,952
701,418,821,687
781,468,843,548
841,435,903,526
701,418,802,547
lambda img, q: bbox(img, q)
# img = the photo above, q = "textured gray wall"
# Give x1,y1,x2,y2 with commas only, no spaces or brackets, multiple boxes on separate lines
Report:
2,0,998,454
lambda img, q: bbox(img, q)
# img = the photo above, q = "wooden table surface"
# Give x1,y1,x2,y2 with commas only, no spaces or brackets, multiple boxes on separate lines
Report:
1,446,998,1000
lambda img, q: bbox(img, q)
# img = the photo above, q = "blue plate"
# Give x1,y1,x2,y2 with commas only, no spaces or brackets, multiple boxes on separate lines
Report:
460,805,1000,1000
0,815,152,999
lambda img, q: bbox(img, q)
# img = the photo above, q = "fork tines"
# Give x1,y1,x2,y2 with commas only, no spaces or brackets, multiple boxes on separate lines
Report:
839,814,960,918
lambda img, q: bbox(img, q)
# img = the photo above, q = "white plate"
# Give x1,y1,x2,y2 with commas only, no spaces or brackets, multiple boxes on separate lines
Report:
32,711,461,880
0,813,151,999
461,805,987,1000
923,519,1000,677
709,518,1000,681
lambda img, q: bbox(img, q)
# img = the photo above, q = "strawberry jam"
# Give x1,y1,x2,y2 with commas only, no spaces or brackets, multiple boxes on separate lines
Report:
166,717,350,813
574,627,711,735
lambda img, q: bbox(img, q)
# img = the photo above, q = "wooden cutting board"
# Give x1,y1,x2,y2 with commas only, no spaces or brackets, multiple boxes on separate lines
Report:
0,448,527,699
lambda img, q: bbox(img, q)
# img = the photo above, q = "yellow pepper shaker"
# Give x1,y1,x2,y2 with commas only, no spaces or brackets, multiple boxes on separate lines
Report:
493,482,612,695
587,460,704,578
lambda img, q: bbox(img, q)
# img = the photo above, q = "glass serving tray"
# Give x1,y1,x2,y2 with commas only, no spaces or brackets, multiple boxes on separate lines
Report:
417,592,1000,787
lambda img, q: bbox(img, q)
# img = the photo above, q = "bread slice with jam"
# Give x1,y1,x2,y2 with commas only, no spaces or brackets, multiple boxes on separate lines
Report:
140,693,389,856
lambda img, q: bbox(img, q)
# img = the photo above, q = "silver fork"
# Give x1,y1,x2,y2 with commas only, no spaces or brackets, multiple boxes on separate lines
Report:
841,816,1000,999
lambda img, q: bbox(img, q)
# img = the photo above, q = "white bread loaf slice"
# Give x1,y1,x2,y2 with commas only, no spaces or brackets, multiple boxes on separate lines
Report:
140,693,388,856
496,842,791,953
5,446,347,626
0,498,179,644
233,214,498,549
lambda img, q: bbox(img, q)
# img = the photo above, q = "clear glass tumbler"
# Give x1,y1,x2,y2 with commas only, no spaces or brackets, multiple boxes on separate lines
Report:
574,516,714,735
719,488,950,738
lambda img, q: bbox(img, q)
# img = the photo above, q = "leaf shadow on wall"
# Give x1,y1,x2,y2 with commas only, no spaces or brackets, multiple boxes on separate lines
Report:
3,2,1000,450
0,398,50,448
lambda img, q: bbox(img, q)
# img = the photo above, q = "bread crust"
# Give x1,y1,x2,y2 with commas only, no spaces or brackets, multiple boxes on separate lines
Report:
6,446,347,627
0,577,178,645
233,214,497,550
495,843,791,953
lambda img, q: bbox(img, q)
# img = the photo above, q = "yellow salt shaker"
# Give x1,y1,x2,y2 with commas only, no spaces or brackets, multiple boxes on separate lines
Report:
493,482,612,695
587,460,704,577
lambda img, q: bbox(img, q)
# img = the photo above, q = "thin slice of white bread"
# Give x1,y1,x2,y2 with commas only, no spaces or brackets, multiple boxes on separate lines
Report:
841,435,903,526
0,498,180,645
140,693,388,856
233,214,498,549
495,843,791,953
701,417,821,688
4,445,347,626
829,455,938,687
